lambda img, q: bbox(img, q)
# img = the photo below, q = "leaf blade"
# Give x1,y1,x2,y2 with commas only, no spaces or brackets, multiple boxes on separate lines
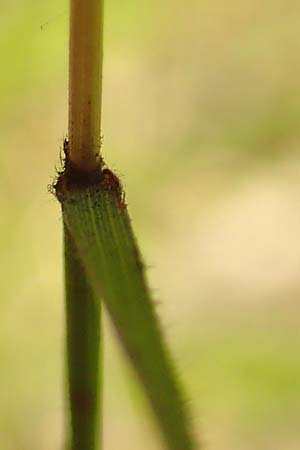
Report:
60,178,199,450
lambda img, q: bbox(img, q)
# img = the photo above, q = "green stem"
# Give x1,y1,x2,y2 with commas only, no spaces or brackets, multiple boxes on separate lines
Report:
64,226,102,450
64,0,104,446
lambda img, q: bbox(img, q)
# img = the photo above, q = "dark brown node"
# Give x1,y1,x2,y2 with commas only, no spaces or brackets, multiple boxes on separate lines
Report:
52,140,125,209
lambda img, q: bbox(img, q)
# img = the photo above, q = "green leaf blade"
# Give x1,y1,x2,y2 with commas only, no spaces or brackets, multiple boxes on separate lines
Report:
58,171,199,450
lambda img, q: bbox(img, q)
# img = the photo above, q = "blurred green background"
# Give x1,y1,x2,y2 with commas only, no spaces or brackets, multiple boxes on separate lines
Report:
1,1,300,449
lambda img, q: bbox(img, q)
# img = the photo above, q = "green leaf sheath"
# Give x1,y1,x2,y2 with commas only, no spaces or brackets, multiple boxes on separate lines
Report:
58,174,198,450
64,225,102,450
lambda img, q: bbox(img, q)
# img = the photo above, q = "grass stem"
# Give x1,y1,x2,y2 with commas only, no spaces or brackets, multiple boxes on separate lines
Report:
69,0,104,172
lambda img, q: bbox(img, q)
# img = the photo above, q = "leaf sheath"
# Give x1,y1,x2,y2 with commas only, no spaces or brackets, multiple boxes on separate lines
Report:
64,226,102,450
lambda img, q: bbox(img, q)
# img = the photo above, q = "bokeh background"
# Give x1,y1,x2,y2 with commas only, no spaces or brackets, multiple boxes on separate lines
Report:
1,1,300,449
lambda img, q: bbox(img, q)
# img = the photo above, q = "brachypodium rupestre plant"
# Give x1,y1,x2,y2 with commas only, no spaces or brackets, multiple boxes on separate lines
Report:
53,1,200,449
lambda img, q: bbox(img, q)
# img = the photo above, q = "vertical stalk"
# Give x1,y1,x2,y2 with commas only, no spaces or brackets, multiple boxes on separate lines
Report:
65,2,104,446
64,227,102,450
69,0,104,172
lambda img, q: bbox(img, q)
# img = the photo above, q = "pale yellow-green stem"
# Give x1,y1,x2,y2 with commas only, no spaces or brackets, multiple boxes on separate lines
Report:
69,0,104,172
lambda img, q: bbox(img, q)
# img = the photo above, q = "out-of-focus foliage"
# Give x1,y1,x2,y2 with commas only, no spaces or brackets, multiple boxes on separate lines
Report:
1,1,300,449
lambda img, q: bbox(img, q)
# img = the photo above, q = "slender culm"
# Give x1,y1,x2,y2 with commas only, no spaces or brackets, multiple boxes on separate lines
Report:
57,0,199,449
69,0,104,172
63,1,104,449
